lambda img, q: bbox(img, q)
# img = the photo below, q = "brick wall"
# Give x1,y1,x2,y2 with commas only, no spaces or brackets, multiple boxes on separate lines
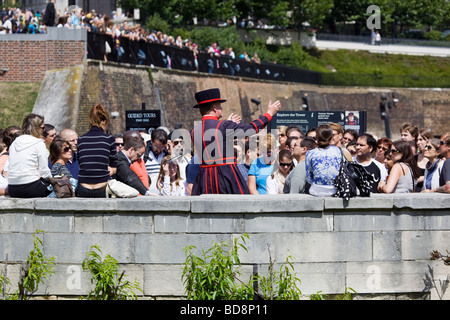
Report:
0,28,86,82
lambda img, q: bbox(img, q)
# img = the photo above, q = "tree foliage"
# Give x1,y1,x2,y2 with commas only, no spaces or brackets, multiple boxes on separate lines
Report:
119,0,450,34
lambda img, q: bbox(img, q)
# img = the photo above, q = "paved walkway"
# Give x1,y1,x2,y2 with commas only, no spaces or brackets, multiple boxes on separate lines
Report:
315,40,450,57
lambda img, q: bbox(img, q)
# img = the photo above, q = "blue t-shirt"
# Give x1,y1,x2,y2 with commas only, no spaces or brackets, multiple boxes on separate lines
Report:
248,156,274,194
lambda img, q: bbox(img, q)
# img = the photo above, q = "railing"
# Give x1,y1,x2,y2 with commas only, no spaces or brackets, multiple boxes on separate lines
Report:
86,32,450,88
86,32,322,85
316,33,450,48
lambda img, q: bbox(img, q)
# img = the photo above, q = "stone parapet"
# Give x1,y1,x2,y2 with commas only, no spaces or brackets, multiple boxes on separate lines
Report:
0,193,449,299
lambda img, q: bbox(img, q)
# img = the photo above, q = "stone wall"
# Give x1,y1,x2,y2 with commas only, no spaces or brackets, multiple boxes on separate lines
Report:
0,193,449,300
73,61,450,140
0,28,86,83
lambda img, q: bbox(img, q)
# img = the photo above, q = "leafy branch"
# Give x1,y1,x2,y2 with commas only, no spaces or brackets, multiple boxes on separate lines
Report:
81,245,142,300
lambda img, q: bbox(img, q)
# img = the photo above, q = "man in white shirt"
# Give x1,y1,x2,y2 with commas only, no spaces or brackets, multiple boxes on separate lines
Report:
354,133,387,193
2,16,12,31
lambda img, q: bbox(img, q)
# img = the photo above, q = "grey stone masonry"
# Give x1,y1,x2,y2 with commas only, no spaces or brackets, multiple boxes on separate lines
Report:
0,193,449,299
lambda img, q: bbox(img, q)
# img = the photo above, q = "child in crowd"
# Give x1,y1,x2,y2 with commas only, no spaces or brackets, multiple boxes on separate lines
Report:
156,155,187,196
266,149,294,194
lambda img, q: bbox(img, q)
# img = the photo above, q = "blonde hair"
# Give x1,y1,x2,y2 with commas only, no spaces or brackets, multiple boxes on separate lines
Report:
328,122,343,135
156,155,182,192
21,113,44,138
89,104,109,132
258,133,277,154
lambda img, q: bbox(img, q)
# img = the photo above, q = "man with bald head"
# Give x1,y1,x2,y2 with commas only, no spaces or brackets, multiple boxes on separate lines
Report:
59,128,79,179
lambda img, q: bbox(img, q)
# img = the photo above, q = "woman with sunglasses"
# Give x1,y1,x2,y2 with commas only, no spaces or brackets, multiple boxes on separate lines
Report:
374,137,392,165
266,149,294,194
421,138,445,192
49,136,74,179
378,140,421,193
414,129,433,191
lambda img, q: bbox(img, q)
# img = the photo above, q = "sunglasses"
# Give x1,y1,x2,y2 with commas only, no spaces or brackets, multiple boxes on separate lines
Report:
377,145,388,152
389,149,401,154
425,145,435,151
440,140,445,146
279,162,292,167
63,147,72,153
172,140,184,146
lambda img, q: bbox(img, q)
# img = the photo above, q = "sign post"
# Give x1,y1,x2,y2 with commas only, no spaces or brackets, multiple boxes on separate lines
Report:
125,110,161,132
269,110,367,135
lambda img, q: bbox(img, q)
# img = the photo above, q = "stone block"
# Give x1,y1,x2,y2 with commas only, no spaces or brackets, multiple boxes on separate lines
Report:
143,264,185,296
325,195,393,210
116,197,191,213
290,262,346,295
34,198,118,212
401,230,450,261
346,261,434,294
44,264,91,296
191,194,323,214
423,211,450,230
104,213,153,233
43,233,135,264
275,232,373,263
393,193,450,210
0,198,35,211
244,212,328,233
74,213,103,233
154,213,245,233
373,231,402,261
0,212,36,233
135,234,232,264
34,213,74,233
334,211,424,232
0,233,35,261
236,233,277,264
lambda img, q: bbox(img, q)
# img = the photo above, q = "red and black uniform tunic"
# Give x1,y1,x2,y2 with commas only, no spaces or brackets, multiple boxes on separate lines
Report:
191,113,273,195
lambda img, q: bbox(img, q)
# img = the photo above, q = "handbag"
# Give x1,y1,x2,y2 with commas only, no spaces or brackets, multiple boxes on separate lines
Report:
105,41,111,53
106,179,139,198
334,148,374,201
48,176,75,198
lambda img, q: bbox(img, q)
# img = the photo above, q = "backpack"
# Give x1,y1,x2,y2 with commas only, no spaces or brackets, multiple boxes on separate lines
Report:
334,148,374,201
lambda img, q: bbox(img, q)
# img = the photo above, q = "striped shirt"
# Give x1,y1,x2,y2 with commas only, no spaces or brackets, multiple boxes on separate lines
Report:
77,126,118,184
145,150,165,194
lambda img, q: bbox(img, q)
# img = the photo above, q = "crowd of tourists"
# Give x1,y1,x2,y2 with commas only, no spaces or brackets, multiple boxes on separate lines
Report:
0,99,449,198
1,5,263,68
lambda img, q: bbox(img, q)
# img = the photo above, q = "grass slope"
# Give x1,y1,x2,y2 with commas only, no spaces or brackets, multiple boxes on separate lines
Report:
0,82,41,129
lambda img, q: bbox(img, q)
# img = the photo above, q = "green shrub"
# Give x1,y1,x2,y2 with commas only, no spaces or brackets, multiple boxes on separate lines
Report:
81,245,142,300
182,234,304,300
424,30,443,41
182,234,254,300
275,42,310,69
0,230,55,300
145,13,170,35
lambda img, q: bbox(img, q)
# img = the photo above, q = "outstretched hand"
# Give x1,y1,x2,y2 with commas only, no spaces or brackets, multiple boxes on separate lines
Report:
266,100,281,117
228,113,242,124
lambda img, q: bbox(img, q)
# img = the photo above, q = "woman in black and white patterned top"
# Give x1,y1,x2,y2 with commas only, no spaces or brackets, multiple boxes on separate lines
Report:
49,136,74,179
